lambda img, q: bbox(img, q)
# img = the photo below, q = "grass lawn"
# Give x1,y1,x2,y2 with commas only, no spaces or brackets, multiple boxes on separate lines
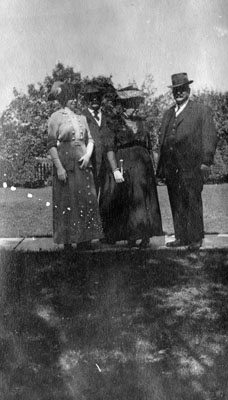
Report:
0,187,52,237
1,249,228,399
0,184,228,237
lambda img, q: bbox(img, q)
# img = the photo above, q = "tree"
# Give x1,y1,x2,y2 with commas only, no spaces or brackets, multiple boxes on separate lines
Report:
193,89,228,142
0,64,116,187
0,63,83,187
140,74,173,152
1,66,228,186
141,73,157,104
193,89,228,182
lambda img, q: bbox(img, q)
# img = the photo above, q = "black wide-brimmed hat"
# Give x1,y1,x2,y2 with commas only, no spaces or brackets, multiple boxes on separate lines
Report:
168,73,194,88
48,81,80,101
117,85,144,101
82,81,116,97
48,81,64,101
82,83,102,95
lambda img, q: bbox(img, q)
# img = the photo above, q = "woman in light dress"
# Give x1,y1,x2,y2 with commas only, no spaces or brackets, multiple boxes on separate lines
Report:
47,81,103,251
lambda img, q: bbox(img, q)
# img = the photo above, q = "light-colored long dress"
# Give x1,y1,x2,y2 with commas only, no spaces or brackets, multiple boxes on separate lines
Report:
47,107,103,244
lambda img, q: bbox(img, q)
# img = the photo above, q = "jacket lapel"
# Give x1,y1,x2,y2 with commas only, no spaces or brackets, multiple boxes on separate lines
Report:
175,99,193,127
83,108,99,128
99,112,105,129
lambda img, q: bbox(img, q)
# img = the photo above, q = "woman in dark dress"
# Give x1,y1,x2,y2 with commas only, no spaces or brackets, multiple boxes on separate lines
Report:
47,81,103,250
99,87,163,248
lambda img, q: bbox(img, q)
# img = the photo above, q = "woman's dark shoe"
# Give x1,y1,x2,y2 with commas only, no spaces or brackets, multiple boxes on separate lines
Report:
63,244,73,258
188,240,202,251
77,241,92,251
139,237,150,248
166,239,188,248
64,243,72,252
127,240,137,248
100,237,116,245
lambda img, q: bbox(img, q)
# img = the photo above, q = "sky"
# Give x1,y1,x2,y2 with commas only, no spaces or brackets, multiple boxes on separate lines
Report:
1,0,228,112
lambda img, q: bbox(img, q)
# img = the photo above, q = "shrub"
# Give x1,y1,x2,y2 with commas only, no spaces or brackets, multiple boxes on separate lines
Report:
1,67,228,186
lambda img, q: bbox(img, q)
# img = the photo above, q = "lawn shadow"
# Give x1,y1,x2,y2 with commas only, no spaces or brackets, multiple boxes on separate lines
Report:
0,249,228,399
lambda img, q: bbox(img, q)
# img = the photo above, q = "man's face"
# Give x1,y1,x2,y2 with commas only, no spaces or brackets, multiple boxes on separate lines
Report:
172,84,190,106
87,94,101,111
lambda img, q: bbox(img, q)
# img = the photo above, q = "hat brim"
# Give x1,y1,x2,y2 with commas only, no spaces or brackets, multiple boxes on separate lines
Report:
83,88,101,94
117,89,144,100
118,85,140,92
168,80,194,88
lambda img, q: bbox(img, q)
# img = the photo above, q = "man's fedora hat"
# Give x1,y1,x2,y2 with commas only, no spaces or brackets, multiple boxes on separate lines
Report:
82,82,103,95
168,73,194,88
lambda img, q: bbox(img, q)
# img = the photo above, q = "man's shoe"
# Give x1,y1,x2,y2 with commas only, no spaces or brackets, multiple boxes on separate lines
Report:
188,240,202,251
77,241,92,251
139,237,150,248
64,243,72,252
166,239,187,248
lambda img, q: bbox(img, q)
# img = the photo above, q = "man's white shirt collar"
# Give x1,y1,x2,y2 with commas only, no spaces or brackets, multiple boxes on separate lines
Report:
175,98,189,117
88,108,102,126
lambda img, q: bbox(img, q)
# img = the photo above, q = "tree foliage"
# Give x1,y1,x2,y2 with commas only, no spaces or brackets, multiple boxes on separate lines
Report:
193,90,228,182
0,63,83,186
0,64,228,186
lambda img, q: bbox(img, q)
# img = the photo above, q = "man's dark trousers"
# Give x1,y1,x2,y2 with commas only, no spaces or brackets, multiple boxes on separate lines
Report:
166,172,204,244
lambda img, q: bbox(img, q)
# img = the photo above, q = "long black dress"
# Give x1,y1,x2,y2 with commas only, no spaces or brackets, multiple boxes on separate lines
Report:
99,114,163,243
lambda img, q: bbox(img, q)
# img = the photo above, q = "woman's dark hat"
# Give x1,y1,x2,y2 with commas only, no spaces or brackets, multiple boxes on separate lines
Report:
48,81,80,101
82,83,103,95
117,84,144,101
48,81,64,101
168,73,194,88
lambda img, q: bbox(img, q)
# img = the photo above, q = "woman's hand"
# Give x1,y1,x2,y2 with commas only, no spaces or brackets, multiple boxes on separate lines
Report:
201,164,211,181
57,166,67,182
78,154,90,169
48,147,67,183
113,169,125,183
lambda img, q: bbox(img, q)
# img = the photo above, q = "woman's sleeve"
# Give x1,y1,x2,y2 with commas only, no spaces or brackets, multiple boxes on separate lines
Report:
144,123,152,152
84,116,95,145
47,114,58,151
102,118,116,153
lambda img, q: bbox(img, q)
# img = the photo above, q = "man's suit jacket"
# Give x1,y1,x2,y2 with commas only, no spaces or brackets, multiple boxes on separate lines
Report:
156,100,218,181
83,108,111,188
83,109,103,172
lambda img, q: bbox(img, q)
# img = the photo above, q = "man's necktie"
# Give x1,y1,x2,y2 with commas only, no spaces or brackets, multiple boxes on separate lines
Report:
93,110,99,121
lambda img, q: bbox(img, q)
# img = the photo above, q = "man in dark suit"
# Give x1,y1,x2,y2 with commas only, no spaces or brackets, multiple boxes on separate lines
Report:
157,73,218,250
82,83,124,195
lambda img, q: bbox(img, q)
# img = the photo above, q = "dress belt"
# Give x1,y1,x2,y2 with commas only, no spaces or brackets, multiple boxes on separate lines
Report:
117,140,147,150
59,139,82,146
